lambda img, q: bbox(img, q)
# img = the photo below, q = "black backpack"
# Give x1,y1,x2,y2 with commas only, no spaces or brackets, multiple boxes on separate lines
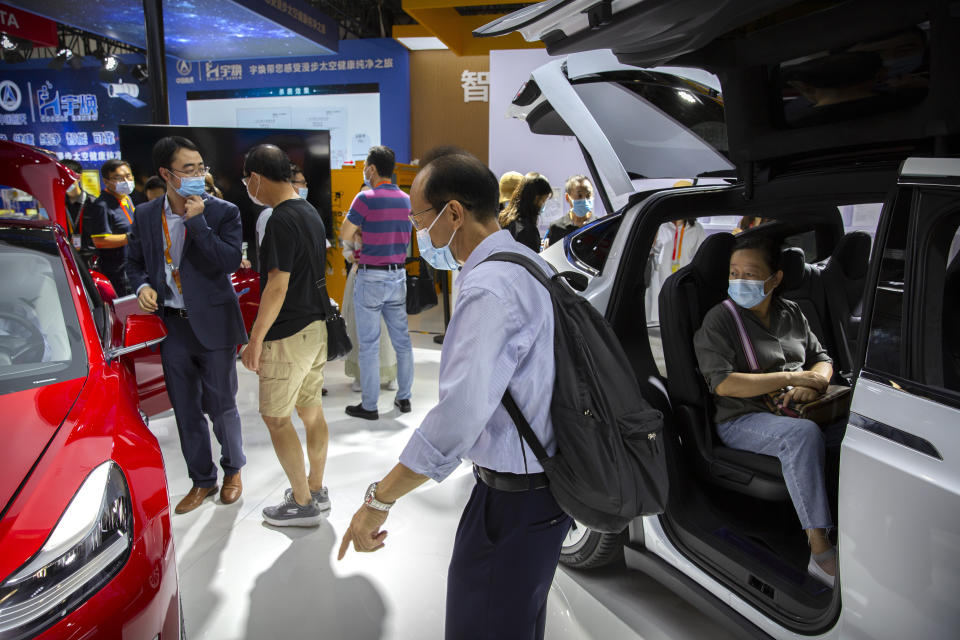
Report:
482,252,669,533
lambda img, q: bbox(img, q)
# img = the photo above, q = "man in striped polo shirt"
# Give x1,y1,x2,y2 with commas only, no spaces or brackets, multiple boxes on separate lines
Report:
340,145,414,420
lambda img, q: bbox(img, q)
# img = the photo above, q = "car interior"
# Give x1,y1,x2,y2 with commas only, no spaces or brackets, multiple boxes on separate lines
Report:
592,173,897,631
0,250,71,367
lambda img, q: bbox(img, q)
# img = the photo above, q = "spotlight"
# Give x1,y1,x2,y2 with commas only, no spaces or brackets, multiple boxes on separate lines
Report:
49,47,75,70
1,34,16,51
103,54,119,71
131,63,149,83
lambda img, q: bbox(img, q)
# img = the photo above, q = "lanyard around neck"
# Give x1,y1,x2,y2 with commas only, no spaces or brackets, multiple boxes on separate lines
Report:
672,223,686,263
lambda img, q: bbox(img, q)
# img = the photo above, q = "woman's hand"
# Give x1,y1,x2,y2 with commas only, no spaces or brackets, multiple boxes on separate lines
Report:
782,385,822,407
789,370,829,394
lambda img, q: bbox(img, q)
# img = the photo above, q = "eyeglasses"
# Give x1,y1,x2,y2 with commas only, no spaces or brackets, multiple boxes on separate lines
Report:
408,206,436,230
170,165,210,178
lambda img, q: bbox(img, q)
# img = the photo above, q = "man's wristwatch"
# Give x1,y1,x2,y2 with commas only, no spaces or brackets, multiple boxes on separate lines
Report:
364,482,394,512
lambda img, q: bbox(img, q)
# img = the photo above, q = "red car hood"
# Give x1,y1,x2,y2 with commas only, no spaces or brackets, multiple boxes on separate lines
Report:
0,377,86,515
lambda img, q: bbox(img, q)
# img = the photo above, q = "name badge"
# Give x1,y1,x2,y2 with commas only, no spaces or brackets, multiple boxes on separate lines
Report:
72,234,82,249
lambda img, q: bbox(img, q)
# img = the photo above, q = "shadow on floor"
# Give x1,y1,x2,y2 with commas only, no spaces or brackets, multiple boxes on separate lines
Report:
245,522,388,640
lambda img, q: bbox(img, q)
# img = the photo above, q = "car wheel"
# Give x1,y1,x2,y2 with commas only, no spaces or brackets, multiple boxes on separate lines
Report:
559,520,624,569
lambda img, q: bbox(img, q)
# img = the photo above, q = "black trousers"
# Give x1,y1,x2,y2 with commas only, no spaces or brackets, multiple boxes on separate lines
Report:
160,314,245,487
445,474,572,640
100,263,130,297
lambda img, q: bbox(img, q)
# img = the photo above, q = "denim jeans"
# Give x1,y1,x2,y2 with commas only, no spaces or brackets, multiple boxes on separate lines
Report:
717,412,832,530
353,268,414,411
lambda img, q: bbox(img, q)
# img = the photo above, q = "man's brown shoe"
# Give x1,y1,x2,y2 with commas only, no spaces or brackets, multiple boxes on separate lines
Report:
174,485,219,514
220,472,242,504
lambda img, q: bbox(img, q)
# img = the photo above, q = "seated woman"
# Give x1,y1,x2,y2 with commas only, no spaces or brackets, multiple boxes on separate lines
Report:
693,236,837,587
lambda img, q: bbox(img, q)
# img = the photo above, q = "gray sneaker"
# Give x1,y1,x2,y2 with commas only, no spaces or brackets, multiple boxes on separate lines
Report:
283,487,331,515
262,493,323,527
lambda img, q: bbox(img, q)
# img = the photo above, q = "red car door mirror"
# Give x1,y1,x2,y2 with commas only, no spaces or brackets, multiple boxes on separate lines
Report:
108,314,167,360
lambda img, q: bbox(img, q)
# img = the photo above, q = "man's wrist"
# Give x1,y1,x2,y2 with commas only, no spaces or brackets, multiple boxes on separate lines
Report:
364,482,395,511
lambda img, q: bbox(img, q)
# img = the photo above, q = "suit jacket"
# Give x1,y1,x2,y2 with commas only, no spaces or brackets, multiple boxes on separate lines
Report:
126,195,248,351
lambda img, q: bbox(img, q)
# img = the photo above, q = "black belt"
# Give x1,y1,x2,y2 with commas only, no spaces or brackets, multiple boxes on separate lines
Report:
358,263,404,271
474,465,549,492
162,306,188,318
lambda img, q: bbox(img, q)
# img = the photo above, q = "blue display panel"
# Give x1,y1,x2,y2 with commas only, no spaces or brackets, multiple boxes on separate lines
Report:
0,55,152,169
2,0,337,60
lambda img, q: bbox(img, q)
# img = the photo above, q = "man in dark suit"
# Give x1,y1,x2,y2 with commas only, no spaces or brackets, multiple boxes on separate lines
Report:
127,136,248,514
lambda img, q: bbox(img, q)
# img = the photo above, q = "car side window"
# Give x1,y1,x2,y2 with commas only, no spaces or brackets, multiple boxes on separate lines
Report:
568,214,623,274
915,196,960,394
863,192,910,379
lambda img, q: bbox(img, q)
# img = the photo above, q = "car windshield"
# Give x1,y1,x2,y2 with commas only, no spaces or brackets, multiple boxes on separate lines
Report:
0,225,86,396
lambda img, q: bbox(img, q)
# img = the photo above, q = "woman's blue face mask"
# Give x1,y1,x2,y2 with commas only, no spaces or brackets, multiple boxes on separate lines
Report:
728,274,775,309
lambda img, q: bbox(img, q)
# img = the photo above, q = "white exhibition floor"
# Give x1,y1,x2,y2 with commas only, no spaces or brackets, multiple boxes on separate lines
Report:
151,320,736,640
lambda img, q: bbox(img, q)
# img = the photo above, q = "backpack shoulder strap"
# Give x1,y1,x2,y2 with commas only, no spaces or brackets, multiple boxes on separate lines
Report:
502,389,549,462
721,299,761,373
481,251,557,289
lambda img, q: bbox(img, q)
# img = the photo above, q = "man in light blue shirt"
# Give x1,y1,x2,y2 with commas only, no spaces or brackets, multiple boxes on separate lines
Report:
338,151,571,639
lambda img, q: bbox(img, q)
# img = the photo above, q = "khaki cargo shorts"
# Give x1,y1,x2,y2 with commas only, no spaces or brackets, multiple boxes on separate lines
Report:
258,320,327,417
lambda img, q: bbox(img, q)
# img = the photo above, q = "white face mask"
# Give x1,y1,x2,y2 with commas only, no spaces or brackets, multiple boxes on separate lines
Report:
247,174,266,207
113,179,135,196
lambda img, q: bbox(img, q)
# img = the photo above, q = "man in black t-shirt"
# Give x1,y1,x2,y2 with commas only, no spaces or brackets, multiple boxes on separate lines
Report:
240,144,331,527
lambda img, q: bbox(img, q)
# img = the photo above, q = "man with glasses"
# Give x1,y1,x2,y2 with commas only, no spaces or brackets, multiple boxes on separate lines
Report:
339,145,414,420
87,158,137,295
127,136,248,514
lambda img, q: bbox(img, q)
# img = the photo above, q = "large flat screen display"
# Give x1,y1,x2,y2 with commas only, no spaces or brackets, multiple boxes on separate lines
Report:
185,83,379,169
118,124,332,264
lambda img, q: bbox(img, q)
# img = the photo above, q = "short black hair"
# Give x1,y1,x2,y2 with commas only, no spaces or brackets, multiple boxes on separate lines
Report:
421,151,499,223
366,145,395,178
61,159,82,174
152,136,200,173
734,234,782,273
289,162,303,176
100,158,131,180
144,175,166,192
243,144,292,182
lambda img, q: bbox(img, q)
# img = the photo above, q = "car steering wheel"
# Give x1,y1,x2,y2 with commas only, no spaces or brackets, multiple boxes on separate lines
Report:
0,312,45,364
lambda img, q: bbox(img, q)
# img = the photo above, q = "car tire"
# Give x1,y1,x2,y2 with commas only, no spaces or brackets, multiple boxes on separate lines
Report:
559,520,624,569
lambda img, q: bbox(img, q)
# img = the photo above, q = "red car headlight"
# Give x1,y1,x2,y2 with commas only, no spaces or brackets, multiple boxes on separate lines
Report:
0,461,133,639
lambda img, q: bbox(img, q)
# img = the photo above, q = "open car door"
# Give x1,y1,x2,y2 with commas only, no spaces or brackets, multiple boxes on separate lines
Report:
507,49,733,212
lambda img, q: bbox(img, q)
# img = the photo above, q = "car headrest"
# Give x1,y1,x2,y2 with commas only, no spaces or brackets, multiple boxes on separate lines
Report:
691,232,735,290
779,247,806,291
831,231,871,280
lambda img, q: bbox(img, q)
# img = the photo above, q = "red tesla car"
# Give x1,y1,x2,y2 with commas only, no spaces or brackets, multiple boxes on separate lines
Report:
0,141,182,638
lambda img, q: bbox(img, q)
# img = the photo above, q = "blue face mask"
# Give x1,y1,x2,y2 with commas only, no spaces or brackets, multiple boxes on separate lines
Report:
417,203,459,271
174,175,206,197
728,275,774,309
298,187,309,199
571,198,593,217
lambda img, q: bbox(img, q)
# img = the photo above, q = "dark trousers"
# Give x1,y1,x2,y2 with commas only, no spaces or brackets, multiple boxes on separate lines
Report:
160,314,245,487
445,474,572,640
101,263,130,297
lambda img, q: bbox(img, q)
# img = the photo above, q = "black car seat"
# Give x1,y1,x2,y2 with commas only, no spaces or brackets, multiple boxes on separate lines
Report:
779,247,847,373
821,231,872,371
659,232,789,501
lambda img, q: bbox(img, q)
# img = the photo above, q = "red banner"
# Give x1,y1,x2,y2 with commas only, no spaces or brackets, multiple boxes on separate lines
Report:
0,3,57,47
